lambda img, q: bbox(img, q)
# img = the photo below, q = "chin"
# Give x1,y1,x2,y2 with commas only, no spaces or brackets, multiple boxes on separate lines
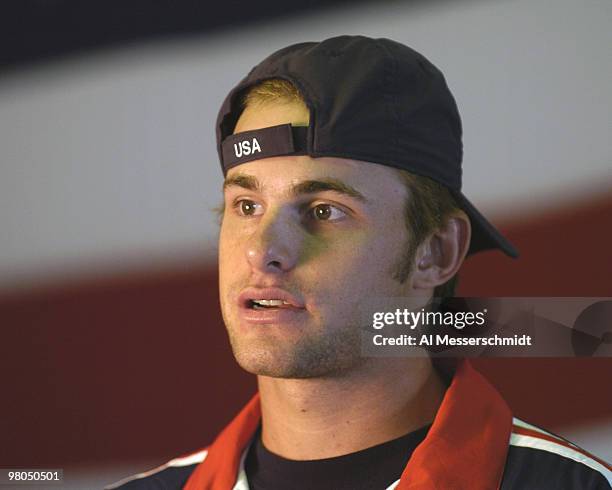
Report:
230,339,365,379
231,346,315,378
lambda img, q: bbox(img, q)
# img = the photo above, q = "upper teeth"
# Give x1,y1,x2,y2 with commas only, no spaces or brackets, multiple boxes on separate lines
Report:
253,299,290,306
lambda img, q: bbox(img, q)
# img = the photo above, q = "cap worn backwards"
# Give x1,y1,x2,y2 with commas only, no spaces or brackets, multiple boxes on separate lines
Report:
216,35,518,258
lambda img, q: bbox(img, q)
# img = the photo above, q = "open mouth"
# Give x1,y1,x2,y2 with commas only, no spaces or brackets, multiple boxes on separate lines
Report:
249,299,296,310
238,287,306,315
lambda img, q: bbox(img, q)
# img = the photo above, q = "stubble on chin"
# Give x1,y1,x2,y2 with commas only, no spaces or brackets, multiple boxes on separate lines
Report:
226,322,366,379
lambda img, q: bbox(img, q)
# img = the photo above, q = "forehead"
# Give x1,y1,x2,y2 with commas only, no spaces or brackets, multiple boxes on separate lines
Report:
225,156,405,206
230,102,407,201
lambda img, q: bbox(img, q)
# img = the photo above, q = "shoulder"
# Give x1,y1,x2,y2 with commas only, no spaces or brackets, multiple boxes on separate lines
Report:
502,418,611,489
104,449,208,490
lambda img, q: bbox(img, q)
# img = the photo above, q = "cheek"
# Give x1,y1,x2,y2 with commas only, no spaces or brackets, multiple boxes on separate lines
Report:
219,216,246,255
311,236,379,290
218,222,244,286
218,223,232,260
330,229,407,289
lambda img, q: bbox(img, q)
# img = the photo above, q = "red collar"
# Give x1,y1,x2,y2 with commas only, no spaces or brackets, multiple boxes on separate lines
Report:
184,361,512,490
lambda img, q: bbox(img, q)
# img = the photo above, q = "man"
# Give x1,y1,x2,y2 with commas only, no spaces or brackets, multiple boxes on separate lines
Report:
110,36,611,489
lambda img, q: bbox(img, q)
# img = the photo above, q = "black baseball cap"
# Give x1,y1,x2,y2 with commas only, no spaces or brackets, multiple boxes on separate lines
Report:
216,35,518,258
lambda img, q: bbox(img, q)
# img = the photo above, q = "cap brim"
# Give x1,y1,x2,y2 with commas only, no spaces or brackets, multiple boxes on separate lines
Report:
450,190,519,258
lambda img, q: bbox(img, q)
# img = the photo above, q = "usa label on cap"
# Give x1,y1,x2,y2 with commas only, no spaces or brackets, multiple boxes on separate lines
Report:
221,124,307,171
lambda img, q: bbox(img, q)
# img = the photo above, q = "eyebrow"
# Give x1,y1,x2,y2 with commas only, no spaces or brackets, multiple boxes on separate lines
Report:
223,174,259,192
292,179,367,201
223,174,367,202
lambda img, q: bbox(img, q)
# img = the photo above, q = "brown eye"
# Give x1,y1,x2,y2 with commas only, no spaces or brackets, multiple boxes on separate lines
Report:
235,199,263,216
313,204,332,220
310,204,346,221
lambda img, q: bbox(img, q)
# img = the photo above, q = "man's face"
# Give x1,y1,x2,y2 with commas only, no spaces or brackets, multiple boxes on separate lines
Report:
219,102,421,379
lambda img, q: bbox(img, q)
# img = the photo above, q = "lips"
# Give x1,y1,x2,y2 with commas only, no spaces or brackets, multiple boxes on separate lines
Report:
237,287,306,325
238,287,305,310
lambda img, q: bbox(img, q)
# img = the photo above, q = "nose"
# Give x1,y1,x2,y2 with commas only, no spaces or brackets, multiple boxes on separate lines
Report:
246,211,301,274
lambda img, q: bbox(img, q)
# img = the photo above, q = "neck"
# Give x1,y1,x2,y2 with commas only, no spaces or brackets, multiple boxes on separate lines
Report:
257,358,446,460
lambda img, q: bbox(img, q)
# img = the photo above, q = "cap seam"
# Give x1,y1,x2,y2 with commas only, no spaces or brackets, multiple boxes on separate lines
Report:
373,39,402,164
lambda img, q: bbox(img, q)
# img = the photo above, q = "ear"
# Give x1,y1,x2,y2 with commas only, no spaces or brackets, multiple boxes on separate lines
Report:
411,211,471,290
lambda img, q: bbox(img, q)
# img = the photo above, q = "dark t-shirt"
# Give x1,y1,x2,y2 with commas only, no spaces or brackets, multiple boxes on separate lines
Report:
244,424,431,490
